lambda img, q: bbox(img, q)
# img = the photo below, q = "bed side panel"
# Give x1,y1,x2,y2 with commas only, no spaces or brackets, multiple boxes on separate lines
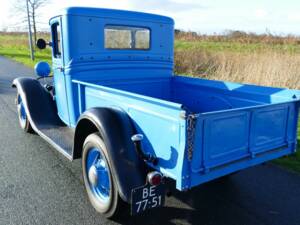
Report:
74,81,187,186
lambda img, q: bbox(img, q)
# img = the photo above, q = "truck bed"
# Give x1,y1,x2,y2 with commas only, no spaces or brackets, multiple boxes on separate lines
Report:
88,75,297,113
72,75,300,190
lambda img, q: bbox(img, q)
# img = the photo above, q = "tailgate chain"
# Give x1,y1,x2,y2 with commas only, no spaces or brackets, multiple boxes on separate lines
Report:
187,114,197,161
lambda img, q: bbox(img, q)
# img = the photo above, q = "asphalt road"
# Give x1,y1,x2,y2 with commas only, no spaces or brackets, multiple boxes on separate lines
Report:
1,56,300,225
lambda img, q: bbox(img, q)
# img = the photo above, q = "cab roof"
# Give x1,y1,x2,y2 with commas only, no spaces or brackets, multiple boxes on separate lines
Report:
58,7,174,25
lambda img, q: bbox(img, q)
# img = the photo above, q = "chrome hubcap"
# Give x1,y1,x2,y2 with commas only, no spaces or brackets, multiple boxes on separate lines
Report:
86,148,110,202
88,165,98,187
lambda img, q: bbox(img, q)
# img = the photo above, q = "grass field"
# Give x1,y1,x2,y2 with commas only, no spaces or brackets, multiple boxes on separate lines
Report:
0,32,51,68
0,31,300,173
175,40,300,54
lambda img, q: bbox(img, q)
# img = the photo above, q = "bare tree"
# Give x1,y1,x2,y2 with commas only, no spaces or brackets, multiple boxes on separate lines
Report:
11,0,50,43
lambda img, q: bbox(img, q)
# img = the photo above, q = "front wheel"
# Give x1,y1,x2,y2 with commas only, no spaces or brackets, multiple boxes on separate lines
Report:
16,93,33,133
82,132,128,218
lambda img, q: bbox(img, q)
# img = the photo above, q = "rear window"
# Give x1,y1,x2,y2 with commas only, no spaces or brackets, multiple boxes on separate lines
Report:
105,25,150,50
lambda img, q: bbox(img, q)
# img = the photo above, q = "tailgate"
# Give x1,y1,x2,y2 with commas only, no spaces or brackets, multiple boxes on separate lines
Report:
190,102,298,173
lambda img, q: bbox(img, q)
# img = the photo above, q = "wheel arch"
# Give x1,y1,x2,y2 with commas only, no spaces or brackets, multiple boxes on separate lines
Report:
74,107,148,203
73,118,99,159
12,77,39,127
11,77,56,132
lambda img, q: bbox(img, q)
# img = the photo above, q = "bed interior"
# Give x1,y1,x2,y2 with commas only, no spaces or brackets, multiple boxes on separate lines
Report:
84,76,291,113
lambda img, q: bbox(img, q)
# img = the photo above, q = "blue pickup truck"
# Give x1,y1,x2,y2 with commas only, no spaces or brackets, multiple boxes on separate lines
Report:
12,7,300,218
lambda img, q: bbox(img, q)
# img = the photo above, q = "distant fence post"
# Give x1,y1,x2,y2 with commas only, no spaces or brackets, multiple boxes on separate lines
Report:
26,0,34,61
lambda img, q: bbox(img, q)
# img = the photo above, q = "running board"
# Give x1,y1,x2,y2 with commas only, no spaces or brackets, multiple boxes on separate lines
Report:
37,124,74,160
13,78,74,160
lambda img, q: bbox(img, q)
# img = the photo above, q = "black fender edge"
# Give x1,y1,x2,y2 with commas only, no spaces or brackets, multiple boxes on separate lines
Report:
73,107,148,203
12,77,58,127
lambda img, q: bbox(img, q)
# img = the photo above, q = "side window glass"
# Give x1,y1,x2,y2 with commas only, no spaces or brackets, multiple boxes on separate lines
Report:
52,23,61,58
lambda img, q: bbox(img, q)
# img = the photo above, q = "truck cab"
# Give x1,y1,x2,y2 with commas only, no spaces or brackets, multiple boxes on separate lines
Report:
13,7,300,219
49,7,174,126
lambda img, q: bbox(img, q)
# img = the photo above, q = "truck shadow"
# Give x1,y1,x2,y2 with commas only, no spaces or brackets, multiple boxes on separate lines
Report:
116,160,300,225
116,176,251,225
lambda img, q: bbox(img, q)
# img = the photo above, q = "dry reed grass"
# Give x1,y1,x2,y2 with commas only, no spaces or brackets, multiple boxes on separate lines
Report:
176,30,300,45
0,32,50,47
175,31,300,89
175,50,300,89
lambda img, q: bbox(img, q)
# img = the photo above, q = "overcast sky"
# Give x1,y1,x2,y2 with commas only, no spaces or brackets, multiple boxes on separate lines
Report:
1,0,300,35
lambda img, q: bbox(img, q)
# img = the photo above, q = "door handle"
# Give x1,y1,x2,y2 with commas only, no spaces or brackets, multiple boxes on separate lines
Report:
55,66,64,72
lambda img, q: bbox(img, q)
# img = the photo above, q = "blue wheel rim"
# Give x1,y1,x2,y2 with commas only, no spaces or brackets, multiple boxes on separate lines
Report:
86,147,110,202
17,95,27,126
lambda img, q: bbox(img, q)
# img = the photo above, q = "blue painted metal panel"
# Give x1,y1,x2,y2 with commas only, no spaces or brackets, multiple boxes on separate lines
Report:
50,16,71,125
173,76,300,107
59,7,174,25
190,102,297,174
190,146,295,187
250,105,289,153
202,111,251,169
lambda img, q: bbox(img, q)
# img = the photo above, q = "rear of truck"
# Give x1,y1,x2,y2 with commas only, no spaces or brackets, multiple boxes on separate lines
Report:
187,98,299,189
172,77,300,190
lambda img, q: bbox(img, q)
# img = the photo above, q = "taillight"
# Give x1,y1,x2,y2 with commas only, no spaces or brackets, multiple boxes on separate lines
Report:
147,171,163,186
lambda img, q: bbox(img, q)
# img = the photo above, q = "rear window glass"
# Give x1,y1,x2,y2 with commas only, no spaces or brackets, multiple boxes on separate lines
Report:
105,26,150,50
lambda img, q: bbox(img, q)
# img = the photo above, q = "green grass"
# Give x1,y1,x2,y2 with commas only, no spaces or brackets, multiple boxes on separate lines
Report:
273,122,300,173
0,47,52,67
0,33,52,68
175,40,300,54
274,149,300,173
1,32,300,174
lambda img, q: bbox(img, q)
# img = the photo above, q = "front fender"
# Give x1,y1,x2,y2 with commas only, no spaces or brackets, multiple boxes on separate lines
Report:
12,77,58,129
74,108,147,203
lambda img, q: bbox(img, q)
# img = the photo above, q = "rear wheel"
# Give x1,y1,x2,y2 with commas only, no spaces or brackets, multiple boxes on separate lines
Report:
82,132,128,218
16,93,33,133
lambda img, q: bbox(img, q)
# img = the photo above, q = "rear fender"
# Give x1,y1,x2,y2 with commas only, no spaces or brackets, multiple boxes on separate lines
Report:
73,107,148,203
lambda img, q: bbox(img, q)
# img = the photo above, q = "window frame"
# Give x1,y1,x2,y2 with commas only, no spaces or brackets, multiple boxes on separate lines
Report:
104,25,151,51
51,22,62,58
